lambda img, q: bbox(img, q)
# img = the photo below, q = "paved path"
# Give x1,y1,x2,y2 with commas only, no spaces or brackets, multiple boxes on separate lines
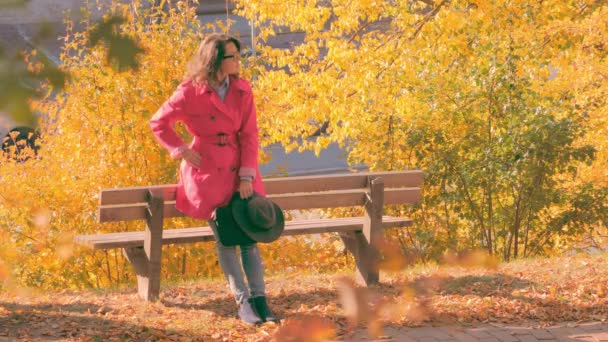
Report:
349,322,608,342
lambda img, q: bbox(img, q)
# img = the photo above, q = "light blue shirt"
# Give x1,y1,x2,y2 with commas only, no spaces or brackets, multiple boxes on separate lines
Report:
216,77,230,101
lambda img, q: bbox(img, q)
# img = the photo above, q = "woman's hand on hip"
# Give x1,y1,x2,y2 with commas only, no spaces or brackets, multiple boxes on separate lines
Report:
239,179,254,199
181,148,201,168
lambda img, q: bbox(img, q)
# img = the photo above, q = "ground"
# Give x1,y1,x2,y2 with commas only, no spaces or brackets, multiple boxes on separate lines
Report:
1,252,607,341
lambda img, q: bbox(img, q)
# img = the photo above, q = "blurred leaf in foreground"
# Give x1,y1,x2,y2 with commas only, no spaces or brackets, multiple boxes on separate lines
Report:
273,316,336,341
87,15,145,72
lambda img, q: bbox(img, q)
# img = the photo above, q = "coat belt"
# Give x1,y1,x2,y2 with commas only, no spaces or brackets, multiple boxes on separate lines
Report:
193,133,237,148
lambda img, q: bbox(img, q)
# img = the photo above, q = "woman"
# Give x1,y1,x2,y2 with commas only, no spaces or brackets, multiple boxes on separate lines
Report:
149,33,278,325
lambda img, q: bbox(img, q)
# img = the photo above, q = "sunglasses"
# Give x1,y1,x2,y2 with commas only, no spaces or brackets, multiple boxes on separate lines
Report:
223,54,240,60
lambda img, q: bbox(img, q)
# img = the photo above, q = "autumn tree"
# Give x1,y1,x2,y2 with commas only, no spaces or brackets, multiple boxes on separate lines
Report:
239,0,608,259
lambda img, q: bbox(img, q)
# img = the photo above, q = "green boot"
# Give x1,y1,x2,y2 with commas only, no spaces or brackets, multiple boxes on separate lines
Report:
252,296,280,323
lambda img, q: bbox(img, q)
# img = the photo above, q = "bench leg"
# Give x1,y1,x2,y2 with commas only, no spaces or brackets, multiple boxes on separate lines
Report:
339,176,384,286
122,189,164,301
339,232,379,286
123,247,161,301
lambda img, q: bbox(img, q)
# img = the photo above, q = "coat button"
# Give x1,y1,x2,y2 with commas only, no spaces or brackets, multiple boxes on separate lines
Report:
210,115,216,121
230,166,236,172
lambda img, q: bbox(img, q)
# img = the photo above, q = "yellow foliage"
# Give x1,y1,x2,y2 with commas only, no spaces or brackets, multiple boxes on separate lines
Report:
238,0,608,260
0,1,348,290
1,0,606,290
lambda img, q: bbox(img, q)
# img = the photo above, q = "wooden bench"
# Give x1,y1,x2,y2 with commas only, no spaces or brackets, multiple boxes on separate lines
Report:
74,170,423,301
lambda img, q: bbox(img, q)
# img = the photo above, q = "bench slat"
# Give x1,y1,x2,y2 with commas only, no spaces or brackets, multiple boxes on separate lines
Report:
75,216,413,250
98,187,421,222
99,170,423,205
264,170,423,194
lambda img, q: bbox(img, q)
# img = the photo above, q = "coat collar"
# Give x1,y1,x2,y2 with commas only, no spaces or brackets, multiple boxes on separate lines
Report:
197,76,248,94
203,76,248,125
231,76,250,91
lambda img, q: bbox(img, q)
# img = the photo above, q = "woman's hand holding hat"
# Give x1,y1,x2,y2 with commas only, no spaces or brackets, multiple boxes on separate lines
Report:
239,178,254,199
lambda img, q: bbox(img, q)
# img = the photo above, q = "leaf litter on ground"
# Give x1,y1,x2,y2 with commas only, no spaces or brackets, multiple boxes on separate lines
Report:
0,252,607,341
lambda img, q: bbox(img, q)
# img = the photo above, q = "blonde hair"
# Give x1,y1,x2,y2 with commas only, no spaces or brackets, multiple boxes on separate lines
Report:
187,33,241,87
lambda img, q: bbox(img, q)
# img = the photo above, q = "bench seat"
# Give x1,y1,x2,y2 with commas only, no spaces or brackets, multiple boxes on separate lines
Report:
75,216,412,250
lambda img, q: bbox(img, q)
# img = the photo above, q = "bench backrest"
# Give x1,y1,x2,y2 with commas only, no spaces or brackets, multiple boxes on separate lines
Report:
98,170,423,223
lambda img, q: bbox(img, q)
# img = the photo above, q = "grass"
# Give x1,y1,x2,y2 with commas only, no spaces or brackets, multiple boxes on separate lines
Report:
1,252,607,341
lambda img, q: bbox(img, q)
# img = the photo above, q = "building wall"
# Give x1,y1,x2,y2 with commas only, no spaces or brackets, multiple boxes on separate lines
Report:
0,0,108,25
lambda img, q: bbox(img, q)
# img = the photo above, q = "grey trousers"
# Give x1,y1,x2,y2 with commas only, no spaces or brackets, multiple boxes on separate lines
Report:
209,220,266,304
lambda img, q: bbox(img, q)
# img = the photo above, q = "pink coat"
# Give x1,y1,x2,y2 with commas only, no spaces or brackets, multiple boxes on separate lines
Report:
150,76,265,220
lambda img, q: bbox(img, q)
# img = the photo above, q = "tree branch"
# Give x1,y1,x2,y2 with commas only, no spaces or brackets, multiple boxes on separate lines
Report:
410,0,449,41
